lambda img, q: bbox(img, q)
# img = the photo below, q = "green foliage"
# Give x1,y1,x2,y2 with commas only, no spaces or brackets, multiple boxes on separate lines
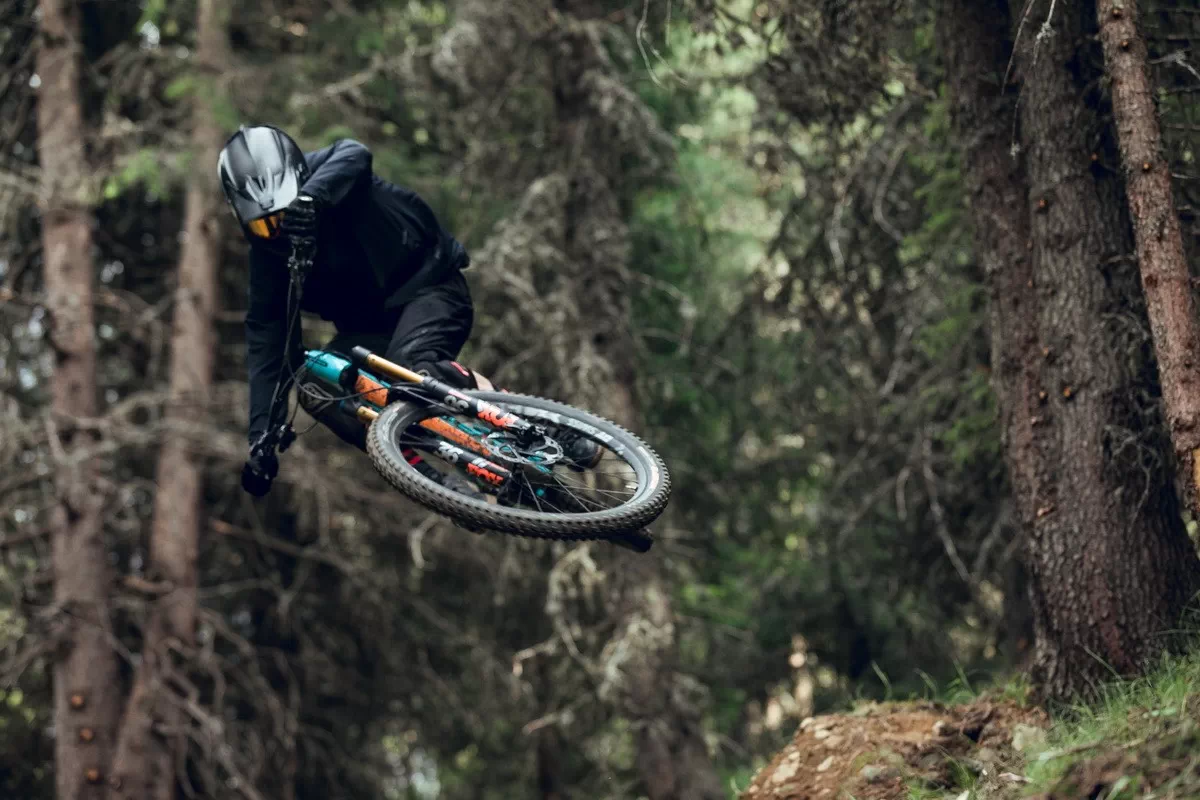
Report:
103,148,173,200
1023,649,1200,791
16,0,1200,798
164,74,196,101
0,681,52,798
137,0,168,28
722,764,759,799
896,648,1200,798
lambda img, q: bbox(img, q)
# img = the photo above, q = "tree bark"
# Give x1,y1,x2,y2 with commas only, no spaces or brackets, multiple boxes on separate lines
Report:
35,0,124,797
108,1,227,796
1014,0,1200,698
1096,0,1200,514
938,0,1043,659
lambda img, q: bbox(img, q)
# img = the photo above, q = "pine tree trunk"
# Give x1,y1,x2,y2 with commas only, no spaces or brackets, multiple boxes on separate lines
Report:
938,0,1043,659
1014,0,1200,698
35,0,124,797
1096,0,1200,514
108,1,226,795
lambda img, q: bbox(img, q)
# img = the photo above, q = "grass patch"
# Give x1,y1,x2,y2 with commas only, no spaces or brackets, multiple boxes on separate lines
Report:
866,663,1035,710
743,649,1200,799
887,649,1200,799
1022,649,1200,793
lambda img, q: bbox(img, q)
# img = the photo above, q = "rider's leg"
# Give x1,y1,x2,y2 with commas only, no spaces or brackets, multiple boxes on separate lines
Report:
384,271,479,388
374,274,488,495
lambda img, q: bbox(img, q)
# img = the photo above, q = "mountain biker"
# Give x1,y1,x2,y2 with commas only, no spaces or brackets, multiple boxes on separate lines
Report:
218,124,598,497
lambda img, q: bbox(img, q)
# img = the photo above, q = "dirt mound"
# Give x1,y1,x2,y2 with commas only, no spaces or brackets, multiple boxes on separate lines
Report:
740,699,1049,800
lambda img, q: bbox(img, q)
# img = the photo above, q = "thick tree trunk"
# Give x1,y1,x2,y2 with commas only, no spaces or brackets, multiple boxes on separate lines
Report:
35,0,124,797
1015,0,1200,698
108,1,226,796
938,0,1043,660
1096,0,1200,514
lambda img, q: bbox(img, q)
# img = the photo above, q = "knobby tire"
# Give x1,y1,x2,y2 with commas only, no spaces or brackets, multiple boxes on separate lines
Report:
365,391,670,548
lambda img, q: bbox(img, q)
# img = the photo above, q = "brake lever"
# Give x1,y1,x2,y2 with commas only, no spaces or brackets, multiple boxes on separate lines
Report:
277,424,296,453
250,423,295,460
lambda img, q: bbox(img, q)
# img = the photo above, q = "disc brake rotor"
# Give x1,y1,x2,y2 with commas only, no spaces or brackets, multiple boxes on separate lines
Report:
482,430,564,467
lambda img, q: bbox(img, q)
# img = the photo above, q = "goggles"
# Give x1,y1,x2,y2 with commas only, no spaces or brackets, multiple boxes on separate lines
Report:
247,211,283,239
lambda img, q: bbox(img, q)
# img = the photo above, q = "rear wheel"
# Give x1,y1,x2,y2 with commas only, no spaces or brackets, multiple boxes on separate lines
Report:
365,391,670,546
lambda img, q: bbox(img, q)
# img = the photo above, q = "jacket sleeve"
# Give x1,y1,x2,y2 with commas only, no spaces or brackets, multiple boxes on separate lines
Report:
299,139,372,208
245,246,303,446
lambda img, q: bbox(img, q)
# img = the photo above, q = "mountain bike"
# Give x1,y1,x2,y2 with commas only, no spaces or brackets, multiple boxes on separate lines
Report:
246,244,670,553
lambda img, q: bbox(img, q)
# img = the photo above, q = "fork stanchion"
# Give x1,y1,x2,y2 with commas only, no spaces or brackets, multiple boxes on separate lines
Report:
349,346,424,385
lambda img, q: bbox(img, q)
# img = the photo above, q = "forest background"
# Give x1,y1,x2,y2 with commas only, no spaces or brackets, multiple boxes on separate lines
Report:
2,0,1200,798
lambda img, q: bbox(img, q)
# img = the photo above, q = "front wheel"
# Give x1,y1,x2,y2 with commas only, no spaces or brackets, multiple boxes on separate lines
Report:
365,391,671,545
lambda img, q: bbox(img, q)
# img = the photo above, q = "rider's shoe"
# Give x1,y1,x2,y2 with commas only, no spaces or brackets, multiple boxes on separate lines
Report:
550,427,603,471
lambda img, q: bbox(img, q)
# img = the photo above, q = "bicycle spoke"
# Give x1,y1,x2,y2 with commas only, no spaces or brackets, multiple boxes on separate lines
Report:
523,473,546,514
550,474,638,499
544,478,609,512
525,474,569,514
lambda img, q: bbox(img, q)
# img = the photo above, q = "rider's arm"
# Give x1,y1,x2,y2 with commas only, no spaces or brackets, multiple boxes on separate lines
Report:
299,138,372,208
245,247,302,446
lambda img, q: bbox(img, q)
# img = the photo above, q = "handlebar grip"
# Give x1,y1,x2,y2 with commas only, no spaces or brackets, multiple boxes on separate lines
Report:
249,430,271,456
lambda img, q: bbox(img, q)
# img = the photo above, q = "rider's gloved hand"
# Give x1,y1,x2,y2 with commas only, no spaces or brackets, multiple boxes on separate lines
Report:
281,194,319,243
241,450,279,497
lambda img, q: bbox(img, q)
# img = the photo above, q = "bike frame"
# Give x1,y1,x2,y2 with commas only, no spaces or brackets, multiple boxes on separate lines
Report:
294,346,551,492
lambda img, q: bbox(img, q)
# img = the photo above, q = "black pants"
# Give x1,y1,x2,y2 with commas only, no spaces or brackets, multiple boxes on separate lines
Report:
298,271,475,449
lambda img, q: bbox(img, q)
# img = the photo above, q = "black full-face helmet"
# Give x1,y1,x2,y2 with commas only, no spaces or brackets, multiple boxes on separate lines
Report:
217,125,310,241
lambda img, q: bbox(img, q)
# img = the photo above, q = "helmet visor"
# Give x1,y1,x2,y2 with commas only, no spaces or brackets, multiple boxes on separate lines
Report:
246,211,284,239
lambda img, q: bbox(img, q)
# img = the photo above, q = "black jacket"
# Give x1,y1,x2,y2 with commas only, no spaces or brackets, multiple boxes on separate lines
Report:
244,138,469,444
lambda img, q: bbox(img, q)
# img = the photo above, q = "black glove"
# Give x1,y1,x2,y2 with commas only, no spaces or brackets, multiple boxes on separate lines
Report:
241,450,279,497
281,194,319,243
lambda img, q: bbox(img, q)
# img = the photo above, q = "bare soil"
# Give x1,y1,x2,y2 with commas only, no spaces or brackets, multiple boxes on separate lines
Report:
739,699,1050,800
